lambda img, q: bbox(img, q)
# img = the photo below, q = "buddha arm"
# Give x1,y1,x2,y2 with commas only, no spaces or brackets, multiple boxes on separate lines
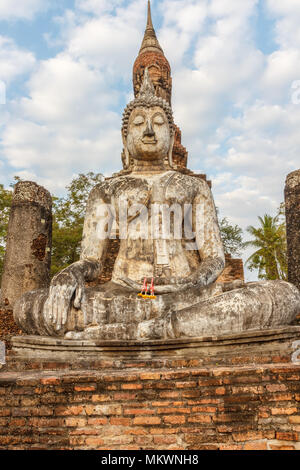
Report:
43,184,113,335
192,182,225,287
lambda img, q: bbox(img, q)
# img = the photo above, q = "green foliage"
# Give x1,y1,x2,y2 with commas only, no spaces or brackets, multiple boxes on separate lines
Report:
219,217,244,257
0,185,13,283
51,172,104,277
244,208,287,280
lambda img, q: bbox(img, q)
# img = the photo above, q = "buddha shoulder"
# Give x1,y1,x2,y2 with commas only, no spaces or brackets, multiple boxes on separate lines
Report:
166,172,212,201
87,175,151,204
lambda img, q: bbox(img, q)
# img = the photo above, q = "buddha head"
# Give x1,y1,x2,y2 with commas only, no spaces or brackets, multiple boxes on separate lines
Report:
122,68,175,170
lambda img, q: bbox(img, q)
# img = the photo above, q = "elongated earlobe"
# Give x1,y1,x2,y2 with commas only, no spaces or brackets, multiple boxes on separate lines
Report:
121,134,130,170
168,133,175,169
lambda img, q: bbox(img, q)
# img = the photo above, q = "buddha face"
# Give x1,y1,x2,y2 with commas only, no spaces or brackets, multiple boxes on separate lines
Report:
126,106,171,161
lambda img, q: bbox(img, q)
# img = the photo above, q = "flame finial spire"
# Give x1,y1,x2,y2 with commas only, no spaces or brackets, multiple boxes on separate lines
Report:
147,0,153,30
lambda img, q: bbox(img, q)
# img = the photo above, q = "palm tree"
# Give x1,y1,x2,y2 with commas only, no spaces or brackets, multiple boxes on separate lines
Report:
244,213,287,280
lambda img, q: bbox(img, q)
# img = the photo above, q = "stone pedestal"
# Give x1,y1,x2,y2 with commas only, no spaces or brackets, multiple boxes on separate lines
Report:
0,328,298,450
0,181,52,308
285,170,300,291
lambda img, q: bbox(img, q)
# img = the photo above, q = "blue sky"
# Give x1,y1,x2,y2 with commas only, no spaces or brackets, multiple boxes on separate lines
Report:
0,0,300,281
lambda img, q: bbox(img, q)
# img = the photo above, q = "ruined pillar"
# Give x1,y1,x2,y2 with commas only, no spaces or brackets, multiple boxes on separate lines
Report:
0,181,52,308
285,169,300,291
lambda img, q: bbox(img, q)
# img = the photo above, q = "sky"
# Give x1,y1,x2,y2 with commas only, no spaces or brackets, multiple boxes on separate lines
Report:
0,0,300,281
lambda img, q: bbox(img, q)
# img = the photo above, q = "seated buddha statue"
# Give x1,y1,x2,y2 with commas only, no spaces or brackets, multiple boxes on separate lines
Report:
14,70,300,341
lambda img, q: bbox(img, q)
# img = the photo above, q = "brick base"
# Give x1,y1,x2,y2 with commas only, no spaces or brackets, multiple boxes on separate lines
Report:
0,361,299,450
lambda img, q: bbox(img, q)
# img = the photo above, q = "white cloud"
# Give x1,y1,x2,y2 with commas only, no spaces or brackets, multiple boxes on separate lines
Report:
0,0,46,20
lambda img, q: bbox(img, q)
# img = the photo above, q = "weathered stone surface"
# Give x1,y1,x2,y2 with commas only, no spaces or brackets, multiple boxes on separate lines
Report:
8,326,300,364
285,169,300,291
0,181,52,308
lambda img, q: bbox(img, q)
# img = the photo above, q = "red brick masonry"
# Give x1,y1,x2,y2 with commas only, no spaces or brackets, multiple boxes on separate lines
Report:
0,363,299,450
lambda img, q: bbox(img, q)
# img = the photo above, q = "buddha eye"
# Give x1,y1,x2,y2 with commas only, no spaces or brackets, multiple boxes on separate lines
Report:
132,115,145,126
153,114,165,125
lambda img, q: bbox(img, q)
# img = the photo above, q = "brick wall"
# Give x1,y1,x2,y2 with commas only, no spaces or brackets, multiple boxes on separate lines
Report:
0,363,299,450
217,254,245,284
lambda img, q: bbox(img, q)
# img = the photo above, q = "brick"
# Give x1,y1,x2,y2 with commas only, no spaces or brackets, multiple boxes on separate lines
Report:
266,393,293,402
40,377,60,385
219,445,244,450
124,408,154,416
133,416,161,426
21,397,40,406
153,436,177,445
271,407,297,415
266,384,287,393
140,373,161,380
269,445,295,450
124,428,148,436
175,381,197,389
87,418,108,426
110,417,132,426
157,407,191,415
231,386,264,395
244,441,268,450
8,418,26,427
121,384,143,390
162,371,190,380
233,431,263,442
151,401,171,407
191,406,217,413
85,404,122,416
276,432,298,441
65,417,87,427
187,415,211,424
163,415,186,425
113,392,137,401
91,394,111,403
149,428,177,435
85,437,105,447
29,417,64,428
289,415,300,424
55,405,84,416
70,428,99,436
159,391,181,399
74,385,96,392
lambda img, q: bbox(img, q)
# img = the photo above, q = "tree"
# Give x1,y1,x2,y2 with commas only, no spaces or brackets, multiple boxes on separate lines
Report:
0,185,13,284
51,172,104,276
219,216,244,257
244,210,287,280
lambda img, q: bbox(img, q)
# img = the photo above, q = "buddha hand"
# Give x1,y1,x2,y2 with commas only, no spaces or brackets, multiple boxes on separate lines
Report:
43,262,86,333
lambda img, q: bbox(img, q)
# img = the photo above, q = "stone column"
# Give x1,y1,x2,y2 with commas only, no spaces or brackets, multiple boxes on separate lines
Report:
285,170,300,291
0,181,52,308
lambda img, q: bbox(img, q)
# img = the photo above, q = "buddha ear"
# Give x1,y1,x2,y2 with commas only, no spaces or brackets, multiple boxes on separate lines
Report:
121,133,130,170
168,132,175,169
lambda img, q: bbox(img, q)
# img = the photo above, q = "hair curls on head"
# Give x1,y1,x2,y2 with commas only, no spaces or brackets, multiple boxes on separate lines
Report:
122,68,174,138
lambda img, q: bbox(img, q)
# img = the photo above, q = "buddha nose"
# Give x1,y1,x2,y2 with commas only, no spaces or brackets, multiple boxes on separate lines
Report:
143,119,155,138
